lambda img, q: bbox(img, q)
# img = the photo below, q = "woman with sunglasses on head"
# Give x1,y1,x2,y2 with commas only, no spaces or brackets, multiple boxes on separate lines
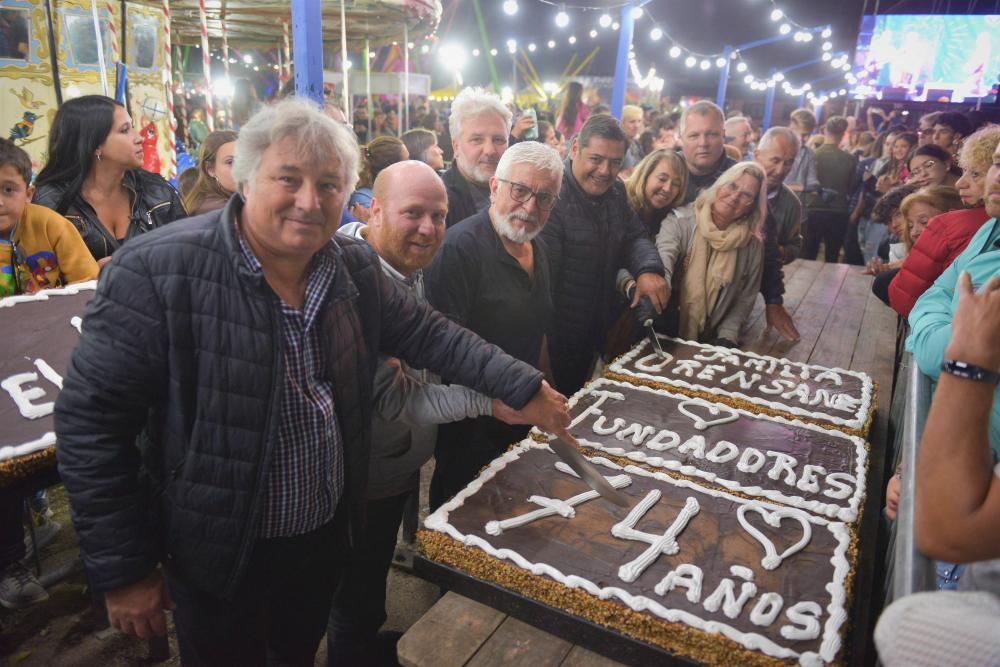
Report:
33,95,186,266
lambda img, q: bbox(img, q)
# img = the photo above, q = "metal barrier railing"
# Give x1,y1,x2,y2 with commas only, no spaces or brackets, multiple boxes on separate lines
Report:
891,354,937,600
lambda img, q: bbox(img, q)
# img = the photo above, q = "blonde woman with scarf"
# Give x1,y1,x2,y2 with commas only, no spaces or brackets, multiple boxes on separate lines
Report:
656,162,767,347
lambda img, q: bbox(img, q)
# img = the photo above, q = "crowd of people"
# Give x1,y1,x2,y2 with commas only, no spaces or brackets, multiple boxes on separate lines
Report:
0,78,997,666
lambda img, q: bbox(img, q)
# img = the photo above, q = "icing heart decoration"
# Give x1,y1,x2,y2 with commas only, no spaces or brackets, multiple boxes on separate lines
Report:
737,504,812,571
676,398,740,431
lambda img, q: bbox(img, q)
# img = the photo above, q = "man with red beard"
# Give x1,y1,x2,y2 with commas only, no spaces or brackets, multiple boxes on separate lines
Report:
442,87,511,228
426,141,564,509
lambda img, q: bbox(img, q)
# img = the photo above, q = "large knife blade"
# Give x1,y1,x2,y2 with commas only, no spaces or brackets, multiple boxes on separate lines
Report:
548,436,630,507
637,295,669,360
645,322,669,360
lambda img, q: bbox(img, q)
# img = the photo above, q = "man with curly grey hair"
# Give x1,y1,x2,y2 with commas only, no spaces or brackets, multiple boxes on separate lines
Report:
54,98,574,664
442,86,513,227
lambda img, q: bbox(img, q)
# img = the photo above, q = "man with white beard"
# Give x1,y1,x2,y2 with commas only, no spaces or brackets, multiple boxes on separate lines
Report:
442,87,512,228
426,141,563,508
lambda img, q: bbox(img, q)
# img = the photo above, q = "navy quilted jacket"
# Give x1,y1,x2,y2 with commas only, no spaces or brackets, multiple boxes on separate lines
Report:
54,196,542,597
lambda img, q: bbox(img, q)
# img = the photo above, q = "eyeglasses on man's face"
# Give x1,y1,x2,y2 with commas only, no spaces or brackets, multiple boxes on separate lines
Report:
910,159,940,178
497,178,558,211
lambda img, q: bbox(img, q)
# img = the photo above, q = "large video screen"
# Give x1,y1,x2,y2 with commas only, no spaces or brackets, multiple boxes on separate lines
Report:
852,14,1000,103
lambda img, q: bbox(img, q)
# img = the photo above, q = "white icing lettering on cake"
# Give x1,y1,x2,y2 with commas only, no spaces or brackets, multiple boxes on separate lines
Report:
695,364,726,381
592,415,626,435
677,398,740,431
33,359,63,390
705,440,740,464
759,379,796,395
796,465,827,494
693,348,741,365
566,390,625,431
737,447,766,474
634,352,674,372
2,372,54,419
766,451,799,486
814,369,842,386
729,564,754,581
721,370,761,389
822,473,856,500
677,435,706,458
750,592,785,626
424,441,854,666
645,428,681,451
737,504,812,571
70,316,83,334
672,359,702,377
653,563,703,602
484,462,632,535
612,493,700,583
744,357,768,372
617,423,658,446
703,575,758,619
781,383,813,404
781,601,822,640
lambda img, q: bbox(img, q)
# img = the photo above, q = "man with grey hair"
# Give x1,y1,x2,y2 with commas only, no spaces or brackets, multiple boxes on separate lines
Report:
754,126,805,341
426,140,563,508
725,115,754,160
443,86,513,227
681,100,737,202
54,99,573,664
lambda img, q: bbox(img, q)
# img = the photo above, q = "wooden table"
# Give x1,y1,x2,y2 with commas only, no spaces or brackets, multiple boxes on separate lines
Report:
401,260,898,667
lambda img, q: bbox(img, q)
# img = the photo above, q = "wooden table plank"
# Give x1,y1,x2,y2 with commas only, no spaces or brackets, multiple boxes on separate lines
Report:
750,261,850,361
742,260,804,332
808,268,873,370
467,616,573,667
743,259,824,352
560,645,628,667
850,288,901,449
397,592,506,667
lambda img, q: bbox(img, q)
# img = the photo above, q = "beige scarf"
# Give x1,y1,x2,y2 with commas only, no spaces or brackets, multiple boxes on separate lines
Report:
679,202,753,340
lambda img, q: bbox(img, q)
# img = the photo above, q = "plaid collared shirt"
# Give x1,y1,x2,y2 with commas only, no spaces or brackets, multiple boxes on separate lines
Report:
236,223,344,538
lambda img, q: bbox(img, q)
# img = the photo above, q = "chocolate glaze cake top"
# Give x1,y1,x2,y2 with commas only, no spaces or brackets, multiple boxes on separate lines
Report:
608,336,874,432
425,441,852,666
1,282,95,461
533,379,867,523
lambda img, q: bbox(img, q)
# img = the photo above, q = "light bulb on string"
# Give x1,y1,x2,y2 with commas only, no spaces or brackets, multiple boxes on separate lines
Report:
822,41,832,51
547,40,556,48
650,27,663,41
770,9,782,21
555,9,569,28
472,48,480,56
699,59,710,70
612,22,619,30
685,55,696,67
528,43,536,51
599,13,612,28
490,48,498,56
589,29,597,38
779,23,791,35
736,62,747,72
631,7,643,19
568,35,577,44
715,57,726,68
502,0,518,16
821,27,832,38
669,46,681,58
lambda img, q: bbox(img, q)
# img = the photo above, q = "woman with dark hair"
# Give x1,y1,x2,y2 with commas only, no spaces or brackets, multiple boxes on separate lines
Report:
555,81,589,138
907,144,960,189
181,130,238,214
33,95,186,264
875,131,919,194
344,136,408,223
401,128,444,171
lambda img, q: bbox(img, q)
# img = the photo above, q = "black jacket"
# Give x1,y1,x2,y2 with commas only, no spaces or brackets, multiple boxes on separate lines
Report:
33,169,187,262
54,196,543,598
442,163,490,228
684,154,738,204
540,159,664,391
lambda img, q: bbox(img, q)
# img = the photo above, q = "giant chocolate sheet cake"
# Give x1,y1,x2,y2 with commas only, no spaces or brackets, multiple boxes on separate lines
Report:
0,282,95,481
420,337,875,666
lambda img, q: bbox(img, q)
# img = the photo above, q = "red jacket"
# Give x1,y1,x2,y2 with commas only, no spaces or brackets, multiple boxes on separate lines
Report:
888,206,990,318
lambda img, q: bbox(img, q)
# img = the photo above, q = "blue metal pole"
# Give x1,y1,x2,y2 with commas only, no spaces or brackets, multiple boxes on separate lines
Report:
610,3,636,119
292,0,324,104
763,69,776,130
715,45,733,109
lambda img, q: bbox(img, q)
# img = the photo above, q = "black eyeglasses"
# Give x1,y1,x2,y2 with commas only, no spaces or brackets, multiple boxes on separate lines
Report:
496,178,558,211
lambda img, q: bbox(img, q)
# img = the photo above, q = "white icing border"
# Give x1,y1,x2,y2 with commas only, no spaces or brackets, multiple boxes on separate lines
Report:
0,281,95,462
424,439,852,666
534,379,868,523
607,335,874,432
0,280,97,308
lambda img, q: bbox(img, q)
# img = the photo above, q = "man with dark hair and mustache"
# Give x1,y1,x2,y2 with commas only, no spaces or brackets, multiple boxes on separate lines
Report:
426,141,564,509
442,87,513,228
540,114,668,394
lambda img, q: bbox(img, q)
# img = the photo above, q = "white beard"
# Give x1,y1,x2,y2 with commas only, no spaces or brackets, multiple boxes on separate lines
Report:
492,209,542,243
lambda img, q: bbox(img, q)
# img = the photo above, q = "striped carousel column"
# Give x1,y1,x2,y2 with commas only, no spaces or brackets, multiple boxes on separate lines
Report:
282,20,291,83
106,2,120,63
222,11,231,128
161,0,177,179
199,0,215,132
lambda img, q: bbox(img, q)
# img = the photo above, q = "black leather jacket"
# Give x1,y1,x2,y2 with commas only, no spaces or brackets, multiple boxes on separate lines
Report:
33,169,186,262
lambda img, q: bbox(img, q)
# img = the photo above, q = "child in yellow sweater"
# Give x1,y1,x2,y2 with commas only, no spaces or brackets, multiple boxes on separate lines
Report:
0,139,97,297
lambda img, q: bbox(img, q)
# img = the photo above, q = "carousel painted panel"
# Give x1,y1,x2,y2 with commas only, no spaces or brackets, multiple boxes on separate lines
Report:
0,0,58,173
126,2,171,179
